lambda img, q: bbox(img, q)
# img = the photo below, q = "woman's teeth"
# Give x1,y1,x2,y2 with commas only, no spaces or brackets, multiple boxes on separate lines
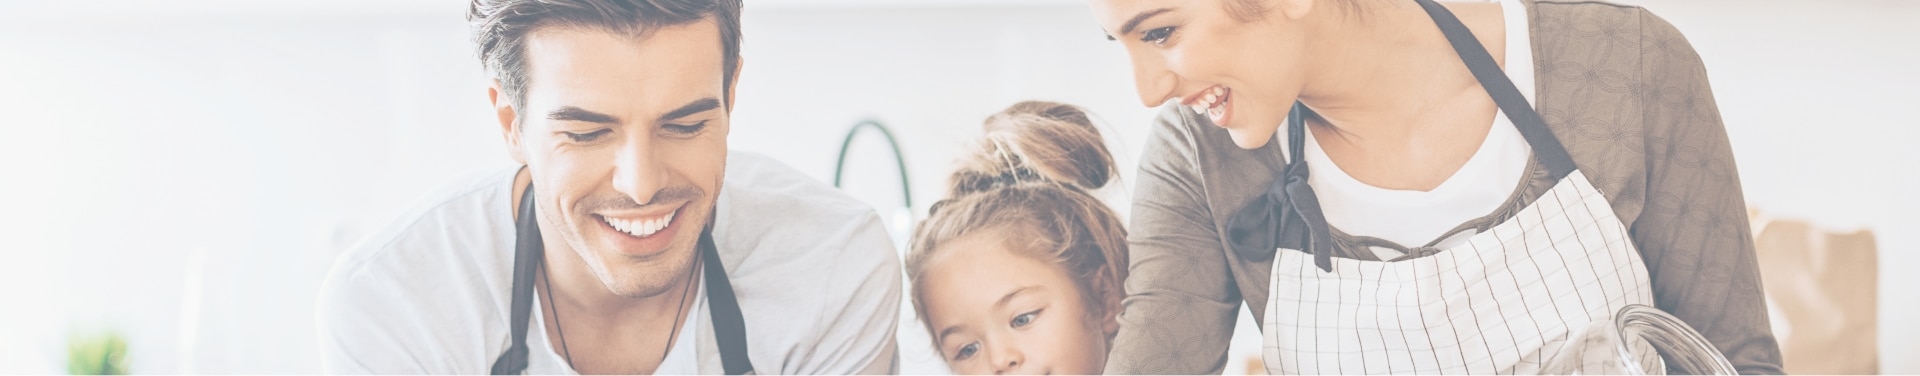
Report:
1188,86,1230,116
604,211,674,238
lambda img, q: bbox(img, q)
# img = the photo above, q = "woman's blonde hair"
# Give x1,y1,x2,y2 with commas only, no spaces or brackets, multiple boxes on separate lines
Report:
906,101,1130,336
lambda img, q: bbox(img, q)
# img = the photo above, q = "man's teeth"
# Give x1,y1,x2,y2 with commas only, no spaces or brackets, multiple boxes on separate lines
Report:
604,211,675,237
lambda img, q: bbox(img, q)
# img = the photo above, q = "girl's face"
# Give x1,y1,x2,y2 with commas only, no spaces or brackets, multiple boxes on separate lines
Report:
1088,0,1315,149
916,232,1116,375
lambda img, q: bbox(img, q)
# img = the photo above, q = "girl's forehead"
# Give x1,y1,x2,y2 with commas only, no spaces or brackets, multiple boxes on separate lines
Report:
920,241,1078,309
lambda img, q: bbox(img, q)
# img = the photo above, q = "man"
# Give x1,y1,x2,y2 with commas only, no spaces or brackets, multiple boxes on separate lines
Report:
315,0,902,373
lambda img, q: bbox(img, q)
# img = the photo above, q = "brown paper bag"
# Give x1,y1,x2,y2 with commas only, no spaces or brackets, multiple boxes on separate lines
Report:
1751,210,1879,374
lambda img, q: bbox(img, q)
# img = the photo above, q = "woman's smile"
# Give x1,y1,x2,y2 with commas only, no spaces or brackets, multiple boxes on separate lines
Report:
1182,85,1235,127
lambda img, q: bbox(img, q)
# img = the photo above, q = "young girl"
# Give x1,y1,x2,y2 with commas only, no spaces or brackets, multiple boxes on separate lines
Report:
906,101,1129,375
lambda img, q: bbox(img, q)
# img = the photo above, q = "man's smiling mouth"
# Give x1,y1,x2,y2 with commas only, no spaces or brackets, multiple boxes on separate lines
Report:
597,206,679,238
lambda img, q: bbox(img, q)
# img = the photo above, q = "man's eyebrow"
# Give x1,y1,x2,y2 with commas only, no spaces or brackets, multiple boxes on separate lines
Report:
547,106,621,125
659,98,723,122
1109,8,1174,41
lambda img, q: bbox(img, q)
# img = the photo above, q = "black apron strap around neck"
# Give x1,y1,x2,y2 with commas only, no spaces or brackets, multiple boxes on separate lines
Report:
700,231,755,375
1413,0,1577,179
1232,0,1574,273
490,184,756,375
492,184,542,375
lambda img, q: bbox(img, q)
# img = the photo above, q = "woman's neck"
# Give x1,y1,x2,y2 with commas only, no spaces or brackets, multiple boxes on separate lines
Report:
1295,0,1505,143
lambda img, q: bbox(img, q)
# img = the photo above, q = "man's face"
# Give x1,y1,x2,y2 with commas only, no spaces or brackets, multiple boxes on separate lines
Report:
504,20,733,298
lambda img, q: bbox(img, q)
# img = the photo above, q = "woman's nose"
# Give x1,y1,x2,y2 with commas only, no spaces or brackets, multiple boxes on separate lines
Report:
1130,51,1179,107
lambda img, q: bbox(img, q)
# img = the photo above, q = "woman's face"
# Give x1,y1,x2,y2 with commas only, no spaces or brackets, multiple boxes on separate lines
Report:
916,232,1115,375
1089,0,1314,149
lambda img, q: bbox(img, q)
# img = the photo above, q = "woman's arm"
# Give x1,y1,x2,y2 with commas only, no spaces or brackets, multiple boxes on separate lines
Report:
1104,104,1246,374
1629,8,1784,374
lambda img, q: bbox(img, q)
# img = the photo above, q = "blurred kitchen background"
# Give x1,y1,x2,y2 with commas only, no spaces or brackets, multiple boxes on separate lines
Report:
0,0,1913,373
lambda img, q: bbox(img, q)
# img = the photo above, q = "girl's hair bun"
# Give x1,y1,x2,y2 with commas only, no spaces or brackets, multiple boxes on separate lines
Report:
951,100,1115,196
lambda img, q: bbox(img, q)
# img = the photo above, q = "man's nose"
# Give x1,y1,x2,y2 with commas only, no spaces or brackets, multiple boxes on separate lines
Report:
611,132,667,205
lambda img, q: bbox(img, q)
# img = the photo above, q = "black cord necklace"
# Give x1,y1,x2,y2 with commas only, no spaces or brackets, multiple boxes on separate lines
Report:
540,254,700,372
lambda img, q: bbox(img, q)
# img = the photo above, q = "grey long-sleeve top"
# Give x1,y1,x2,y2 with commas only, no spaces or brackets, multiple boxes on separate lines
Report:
1104,0,1783,374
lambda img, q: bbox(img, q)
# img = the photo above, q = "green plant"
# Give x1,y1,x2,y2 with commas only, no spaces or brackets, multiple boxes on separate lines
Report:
66,330,128,375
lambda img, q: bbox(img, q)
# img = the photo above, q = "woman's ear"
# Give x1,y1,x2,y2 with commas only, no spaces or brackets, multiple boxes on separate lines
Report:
489,80,528,164
1100,276,1126,336
1275,0,1316,20
1102,302,1123,336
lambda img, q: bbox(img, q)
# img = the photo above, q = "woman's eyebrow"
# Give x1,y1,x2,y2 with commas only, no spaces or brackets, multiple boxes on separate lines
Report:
1108,8,1174,40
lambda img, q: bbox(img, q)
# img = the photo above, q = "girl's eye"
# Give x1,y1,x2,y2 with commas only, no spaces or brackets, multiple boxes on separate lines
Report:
563,129,611,142
662,121,709,137
954,342,980,361
1011,310,1038,328
1141,26,1175,46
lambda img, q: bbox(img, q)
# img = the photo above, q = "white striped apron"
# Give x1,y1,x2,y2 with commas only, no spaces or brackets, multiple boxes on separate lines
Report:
1256,0,1659,374
1260,169,1656,374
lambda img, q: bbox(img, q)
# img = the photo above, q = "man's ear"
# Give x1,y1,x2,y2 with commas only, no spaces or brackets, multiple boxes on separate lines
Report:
489,80,528,164
724,56,745,111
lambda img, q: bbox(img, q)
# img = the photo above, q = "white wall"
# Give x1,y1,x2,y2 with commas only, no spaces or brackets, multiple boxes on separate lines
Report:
0,0,1911,373
0,3,503,373
1609,0,1920,372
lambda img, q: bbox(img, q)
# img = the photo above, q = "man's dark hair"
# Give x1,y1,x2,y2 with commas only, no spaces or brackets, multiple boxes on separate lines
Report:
468,0,743,110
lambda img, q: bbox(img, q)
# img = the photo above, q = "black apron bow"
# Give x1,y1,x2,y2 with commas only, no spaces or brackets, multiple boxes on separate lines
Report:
1227,103,1338,272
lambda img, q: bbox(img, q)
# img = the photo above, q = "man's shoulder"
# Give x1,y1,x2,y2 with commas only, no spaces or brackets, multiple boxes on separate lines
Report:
713,150,898,278
712,151,902,373
713,151,895,257
326,165,519,285
316,166,520,373
718,151,874,215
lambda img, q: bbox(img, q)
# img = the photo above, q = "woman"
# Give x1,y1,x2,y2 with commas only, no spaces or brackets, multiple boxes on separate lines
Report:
1087,0,1781,374
906,101,1130,374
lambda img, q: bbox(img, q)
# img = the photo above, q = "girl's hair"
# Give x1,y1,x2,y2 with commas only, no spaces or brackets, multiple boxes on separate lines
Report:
906,100,1130,336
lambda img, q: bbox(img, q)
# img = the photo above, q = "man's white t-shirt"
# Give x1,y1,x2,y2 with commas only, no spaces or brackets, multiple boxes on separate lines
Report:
317,151,901,374
1299,0,1537,258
